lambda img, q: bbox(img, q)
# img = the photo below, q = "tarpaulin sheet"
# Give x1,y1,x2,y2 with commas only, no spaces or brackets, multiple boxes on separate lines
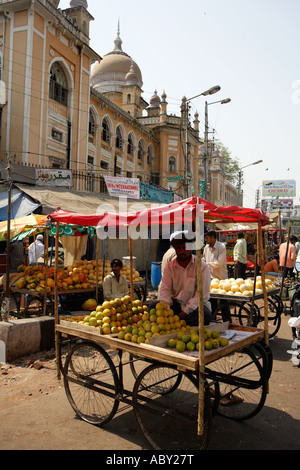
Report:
0,214,47,241
0,189,40,220
48,197,270,228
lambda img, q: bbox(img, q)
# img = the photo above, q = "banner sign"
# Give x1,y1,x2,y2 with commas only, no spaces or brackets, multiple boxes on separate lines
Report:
261,199,294,211
140,182,173,204
104,176,140,199
35,169,73,187
262,180,296,198
167,175,183,182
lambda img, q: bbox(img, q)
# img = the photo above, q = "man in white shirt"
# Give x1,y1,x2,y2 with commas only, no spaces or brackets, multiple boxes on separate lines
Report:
203,230,228,280
233,232,247,279
28,234,44,265
203,230,231,322
103,259,129,301
159,231,212,326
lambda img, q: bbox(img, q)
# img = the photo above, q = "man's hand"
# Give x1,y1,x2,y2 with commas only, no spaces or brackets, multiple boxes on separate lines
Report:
179,311,187,320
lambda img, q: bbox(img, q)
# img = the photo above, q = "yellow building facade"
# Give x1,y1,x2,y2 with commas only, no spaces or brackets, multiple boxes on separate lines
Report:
0,0,236,203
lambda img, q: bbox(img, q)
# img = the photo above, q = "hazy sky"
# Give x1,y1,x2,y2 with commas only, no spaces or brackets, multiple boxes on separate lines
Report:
59,0,300,208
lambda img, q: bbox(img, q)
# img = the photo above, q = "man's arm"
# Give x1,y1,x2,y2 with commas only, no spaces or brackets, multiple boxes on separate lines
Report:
103,276,113,300
206,244,226,269
159,264,173,308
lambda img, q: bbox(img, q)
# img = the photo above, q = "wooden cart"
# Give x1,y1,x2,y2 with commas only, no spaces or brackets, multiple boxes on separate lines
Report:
210,288,283,338
55,318,272,450
50,197,272,450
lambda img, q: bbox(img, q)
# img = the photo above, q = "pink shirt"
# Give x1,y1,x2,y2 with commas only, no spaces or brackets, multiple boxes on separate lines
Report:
279,242,296,268
159,255,211,315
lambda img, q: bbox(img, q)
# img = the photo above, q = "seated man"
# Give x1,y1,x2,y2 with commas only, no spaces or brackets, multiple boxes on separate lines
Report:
103,259,129,301
159,231,212,326
265,255,282,276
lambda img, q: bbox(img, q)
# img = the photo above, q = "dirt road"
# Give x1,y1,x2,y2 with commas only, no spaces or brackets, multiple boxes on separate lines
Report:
0,314,299,451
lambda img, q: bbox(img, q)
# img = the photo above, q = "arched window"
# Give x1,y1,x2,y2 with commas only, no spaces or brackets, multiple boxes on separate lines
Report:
116,126,123,151
89,109,96,137
49,63,68,106
147,146,154,165
127,134,134,155
138,140,145,161
102,118,110,144
169,156,176,172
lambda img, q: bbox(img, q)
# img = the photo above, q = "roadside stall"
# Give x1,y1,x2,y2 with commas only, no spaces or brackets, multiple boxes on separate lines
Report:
48,197,275,450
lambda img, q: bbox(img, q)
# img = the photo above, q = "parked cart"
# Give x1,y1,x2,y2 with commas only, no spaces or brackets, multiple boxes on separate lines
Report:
50,197,273,450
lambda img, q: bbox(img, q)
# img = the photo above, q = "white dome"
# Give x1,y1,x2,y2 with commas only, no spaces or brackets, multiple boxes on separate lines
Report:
91,28,143,93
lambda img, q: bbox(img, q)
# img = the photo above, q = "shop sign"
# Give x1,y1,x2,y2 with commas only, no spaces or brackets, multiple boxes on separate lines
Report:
140,182,173,204
104,176,140,199
35,169,73,187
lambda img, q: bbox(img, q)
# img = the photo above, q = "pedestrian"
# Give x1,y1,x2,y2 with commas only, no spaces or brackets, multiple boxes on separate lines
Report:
279,235,297,278
28,234,44,265
233,232,247,279
103,259,129,301
9,240,25,272
158,231,212,326
203,230,231,321
203,230,228,280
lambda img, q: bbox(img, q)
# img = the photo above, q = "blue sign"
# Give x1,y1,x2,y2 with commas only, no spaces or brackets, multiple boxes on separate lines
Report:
140,182,173,204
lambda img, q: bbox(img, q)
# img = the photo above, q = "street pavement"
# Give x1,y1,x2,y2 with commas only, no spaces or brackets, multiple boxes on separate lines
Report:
0,314,299,451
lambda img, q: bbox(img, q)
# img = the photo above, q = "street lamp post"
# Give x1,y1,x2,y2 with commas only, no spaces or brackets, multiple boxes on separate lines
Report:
237,160,263,205
203,98,231,200
183,86,221,198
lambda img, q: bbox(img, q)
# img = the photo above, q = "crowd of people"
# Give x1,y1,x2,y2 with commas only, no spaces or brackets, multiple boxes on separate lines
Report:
155,229,300,328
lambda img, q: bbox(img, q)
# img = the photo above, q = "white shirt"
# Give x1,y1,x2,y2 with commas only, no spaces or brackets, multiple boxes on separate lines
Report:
233,238,247,264
203,240,228,280
103,272,129,301
159,255,211,315
28,240,44,265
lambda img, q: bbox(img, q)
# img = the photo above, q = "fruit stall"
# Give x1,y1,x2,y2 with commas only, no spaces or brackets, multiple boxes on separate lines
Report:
48,197,275,450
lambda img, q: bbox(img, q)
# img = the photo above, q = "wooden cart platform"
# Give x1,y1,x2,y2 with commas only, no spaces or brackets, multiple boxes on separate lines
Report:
56,320,265,372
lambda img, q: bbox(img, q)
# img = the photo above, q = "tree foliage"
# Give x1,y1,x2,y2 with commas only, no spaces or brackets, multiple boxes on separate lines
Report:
216,142,240,185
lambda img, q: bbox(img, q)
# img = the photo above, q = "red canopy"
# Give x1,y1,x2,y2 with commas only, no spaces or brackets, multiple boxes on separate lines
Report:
48,197,269,228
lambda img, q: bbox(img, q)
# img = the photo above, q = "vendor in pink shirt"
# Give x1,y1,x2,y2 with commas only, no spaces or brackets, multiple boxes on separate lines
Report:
159,231,212,326
279,235,297,278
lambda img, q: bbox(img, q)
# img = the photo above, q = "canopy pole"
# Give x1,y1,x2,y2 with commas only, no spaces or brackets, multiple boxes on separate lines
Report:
196,214,205,437
128,226,134,300
258,220,269,345
143,227,151,302
43,227,49,317
280,226,291,298
54,222,61,380
95,235,99,304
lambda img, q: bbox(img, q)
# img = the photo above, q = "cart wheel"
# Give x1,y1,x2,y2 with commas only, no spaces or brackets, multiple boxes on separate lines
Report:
238,303,259,327
206,347,267,421
128,354,182,394
63,341,120,426
250,342,273,380
256,297,281,338
132,363,211,450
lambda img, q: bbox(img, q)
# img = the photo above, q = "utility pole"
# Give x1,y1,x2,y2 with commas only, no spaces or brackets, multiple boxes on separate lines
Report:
2,157,12,322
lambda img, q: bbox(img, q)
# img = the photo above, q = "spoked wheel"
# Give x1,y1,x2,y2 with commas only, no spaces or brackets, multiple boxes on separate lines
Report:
63,341,120,426
238,303,259,327
132,363,211,450
129,354,182,394
206,346,268,421
256,297,281,339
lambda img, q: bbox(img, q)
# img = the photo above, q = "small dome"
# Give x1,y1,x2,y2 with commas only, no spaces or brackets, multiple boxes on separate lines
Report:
149,90,161,108
125,61,138,85
70,0,88,8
